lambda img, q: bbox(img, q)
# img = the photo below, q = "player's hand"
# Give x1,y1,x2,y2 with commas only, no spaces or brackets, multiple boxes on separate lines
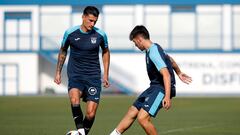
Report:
102,75,110,88
54,73,61,85
178,72,192,84
102,78,110,88
162,97,171,110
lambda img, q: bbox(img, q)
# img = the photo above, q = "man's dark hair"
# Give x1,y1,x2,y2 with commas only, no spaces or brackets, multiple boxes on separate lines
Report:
83,6,99,17
129,25,150,41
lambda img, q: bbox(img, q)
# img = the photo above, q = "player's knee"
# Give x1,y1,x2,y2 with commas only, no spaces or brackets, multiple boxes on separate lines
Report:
70,97,80,105
86,110,96,119
137,115,147,126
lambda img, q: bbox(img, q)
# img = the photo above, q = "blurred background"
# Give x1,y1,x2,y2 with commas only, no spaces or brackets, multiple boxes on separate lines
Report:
1,1,240,135
0,0,240,96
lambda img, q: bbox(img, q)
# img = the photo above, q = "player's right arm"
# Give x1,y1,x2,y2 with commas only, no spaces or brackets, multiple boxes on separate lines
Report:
149,45,171,110
160,67,171,110
54,31,70,85
54,47,68,84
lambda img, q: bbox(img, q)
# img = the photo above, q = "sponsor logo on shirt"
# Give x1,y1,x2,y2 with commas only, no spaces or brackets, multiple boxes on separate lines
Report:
75,37,81,41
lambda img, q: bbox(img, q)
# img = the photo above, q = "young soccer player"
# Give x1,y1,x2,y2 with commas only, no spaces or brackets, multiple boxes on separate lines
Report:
110,25,192,135
54,6,110,135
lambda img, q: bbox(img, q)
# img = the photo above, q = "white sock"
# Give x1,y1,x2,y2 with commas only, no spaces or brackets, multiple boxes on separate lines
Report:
110,129,121,135
78,128,85,135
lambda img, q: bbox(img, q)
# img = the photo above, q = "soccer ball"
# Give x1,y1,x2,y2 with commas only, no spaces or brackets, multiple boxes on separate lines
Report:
66,130,79,135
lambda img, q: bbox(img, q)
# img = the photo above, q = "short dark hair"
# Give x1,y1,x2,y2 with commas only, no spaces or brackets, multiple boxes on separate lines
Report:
83,6,99,17
129,25,150,41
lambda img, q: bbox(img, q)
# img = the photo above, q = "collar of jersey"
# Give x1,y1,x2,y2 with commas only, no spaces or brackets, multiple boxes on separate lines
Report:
79,27,92,34
147,43,156,52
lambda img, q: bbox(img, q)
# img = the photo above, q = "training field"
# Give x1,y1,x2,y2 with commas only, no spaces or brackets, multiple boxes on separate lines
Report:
0,96,240,135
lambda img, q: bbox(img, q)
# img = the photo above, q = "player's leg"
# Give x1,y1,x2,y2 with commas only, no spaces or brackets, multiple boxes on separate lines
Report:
136,86,165,135
137,108,157,135
110,106,139,135
83,79,101,134
83,100,98,134
110,88,150,135
68,88,85,135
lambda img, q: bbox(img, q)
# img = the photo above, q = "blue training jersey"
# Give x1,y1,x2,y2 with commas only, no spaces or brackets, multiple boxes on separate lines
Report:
61,25,108,80
146,43,176,97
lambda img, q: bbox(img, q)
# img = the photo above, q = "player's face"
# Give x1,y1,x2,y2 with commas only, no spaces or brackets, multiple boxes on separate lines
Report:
132,36,145,51
82,14,98,32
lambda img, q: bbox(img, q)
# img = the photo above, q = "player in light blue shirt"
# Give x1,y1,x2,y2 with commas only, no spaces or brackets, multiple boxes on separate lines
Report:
110,25,192,135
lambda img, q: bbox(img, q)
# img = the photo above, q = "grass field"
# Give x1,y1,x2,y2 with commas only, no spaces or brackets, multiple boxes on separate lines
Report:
0,96,240,135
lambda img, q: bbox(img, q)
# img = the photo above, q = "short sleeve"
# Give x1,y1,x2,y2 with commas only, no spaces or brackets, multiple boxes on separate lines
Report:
61,31,70,48
149,45,167,71
94,27,108,49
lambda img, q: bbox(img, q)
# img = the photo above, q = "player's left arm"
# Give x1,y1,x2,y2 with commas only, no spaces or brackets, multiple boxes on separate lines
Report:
102,47,110,88
167,55,192,84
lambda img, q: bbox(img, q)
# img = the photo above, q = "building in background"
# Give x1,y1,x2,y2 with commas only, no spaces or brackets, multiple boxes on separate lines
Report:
0,0,240,96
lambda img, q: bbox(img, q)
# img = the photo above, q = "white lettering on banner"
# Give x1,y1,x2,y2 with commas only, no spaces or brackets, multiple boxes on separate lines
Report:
202,73,240,85
171,53,240,94
180,62,214,68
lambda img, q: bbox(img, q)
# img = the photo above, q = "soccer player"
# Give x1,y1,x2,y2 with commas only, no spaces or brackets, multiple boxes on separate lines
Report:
54,6,110,135
110,25,192,135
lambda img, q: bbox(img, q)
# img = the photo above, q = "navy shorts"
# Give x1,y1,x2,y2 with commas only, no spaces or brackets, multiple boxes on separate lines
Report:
133,85,165,117
68,78,101,103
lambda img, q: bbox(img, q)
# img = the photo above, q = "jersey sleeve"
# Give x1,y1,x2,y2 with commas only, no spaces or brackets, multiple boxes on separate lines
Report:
149,45,167,71
61,30,70,48
100,32,108,49
94,27,108,49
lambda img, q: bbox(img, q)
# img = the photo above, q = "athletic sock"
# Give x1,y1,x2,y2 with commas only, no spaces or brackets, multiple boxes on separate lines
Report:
71,104,84,129
83,116,95,134
110,129,121,135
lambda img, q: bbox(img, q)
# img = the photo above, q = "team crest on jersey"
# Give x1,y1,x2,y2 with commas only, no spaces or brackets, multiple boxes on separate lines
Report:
88,87,97,95
91,37,97,44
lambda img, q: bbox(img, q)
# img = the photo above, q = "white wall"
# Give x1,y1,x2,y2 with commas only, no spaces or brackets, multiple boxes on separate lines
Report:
0,53,38,95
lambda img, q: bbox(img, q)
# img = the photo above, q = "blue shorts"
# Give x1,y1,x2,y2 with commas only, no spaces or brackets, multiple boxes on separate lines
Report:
133,85,165,117
68,78,101,103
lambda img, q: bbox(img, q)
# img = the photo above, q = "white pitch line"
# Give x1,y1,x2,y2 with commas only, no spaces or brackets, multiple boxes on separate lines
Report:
161,124,217,134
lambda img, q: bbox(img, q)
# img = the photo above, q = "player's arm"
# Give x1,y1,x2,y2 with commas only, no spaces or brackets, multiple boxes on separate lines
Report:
102,47,110,88
54,46,68,85
160,67,171,110
149,46,171,110
167,55,192,84
54,31,70,85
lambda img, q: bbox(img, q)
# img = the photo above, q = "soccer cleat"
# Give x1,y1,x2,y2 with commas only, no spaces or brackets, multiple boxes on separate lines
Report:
77,128,85,135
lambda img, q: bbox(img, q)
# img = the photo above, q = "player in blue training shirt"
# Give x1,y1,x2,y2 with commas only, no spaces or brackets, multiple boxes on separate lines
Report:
54,6,110,135
110,25,192,135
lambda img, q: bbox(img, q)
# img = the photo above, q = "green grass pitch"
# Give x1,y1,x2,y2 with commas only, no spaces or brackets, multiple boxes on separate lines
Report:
0,96,240,135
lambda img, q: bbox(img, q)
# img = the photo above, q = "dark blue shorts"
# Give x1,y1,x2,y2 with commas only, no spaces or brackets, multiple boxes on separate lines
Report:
68,78,101,103
133,85,165,117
